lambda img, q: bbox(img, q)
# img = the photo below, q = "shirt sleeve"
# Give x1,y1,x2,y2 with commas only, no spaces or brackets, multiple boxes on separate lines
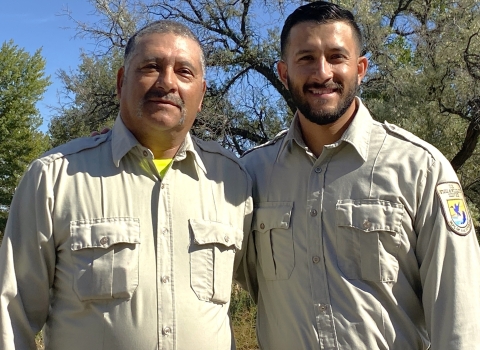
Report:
0,160,56,350
415,154,480,349
232,173,258,301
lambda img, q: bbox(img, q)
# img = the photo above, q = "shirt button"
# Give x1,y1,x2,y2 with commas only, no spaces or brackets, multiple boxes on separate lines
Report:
224,236,229,243
163,327,171,335
260,223,265,230
161,183,165,189
99,237,108,245
162,227,168,235
312,256,320,264
315,167,322,173
143,150,148,157
310,209,318,217
161,276,170,283
363,219,372,229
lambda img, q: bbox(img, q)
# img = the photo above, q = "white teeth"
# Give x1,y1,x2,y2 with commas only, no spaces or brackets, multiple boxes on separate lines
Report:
310,89,333,94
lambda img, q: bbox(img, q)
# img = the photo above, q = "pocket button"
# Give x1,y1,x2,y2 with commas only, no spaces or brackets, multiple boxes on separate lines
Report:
99,236,108,245
363,220,372,229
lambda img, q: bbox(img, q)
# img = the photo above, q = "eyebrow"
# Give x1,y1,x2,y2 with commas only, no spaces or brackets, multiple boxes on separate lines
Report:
294,46,351,56
138,56,199,73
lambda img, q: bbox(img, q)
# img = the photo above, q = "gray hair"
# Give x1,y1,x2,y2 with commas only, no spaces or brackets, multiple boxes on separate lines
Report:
124,20,206,74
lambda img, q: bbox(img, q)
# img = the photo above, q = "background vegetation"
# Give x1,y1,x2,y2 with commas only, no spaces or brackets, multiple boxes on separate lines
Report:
50,0,480,235
1,0,479,348
0,41,50,240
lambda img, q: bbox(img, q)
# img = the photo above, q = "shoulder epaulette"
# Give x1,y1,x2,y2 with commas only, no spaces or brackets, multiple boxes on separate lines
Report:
192,136,242,164
383,121,438,157
39,133,111,166
241,129,288,157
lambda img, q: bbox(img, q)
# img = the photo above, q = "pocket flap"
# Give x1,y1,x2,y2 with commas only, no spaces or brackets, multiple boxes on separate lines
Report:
336,199,404,234
71,217,141,250
252,202,293,233
189,219,243,250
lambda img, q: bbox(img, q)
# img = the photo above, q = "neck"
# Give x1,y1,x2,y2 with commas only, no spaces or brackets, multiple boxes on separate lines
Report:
299,100,358,157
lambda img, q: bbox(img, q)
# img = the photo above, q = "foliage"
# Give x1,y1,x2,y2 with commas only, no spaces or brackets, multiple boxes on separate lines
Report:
230,284,258,350
0,41,50,236
53,0,480,226
52,0,479,215
48,50,122,147
347,0,480,227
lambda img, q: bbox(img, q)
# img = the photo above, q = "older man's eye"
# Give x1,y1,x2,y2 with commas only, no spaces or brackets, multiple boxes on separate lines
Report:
299,55,314,61
177,68,194,77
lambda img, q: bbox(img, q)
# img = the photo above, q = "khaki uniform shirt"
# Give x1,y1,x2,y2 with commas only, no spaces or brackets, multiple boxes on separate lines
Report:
241,99,480,350
0,116,253,350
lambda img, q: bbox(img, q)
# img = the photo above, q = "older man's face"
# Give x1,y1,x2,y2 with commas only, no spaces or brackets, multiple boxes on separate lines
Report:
117,32,206,141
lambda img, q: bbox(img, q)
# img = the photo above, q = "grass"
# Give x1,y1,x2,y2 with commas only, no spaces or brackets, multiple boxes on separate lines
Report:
230,283,259,349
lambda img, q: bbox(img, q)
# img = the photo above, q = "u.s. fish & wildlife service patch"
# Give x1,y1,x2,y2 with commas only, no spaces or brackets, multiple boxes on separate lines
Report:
436,182,472,236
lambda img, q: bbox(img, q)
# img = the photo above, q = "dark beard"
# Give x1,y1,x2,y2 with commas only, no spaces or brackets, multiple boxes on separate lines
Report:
287,77,358,126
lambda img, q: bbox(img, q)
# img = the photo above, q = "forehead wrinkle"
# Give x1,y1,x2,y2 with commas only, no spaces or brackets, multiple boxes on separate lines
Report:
141,46,201,72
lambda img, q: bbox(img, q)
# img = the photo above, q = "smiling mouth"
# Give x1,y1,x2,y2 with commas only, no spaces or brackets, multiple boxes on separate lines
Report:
309,88,336,95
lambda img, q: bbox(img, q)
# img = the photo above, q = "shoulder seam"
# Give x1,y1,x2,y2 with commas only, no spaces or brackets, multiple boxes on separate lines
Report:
39,135,111,166
241,129,288,157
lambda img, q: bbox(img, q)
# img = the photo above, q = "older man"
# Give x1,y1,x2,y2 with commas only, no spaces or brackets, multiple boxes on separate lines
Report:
0,20,252,350
242,2,480,349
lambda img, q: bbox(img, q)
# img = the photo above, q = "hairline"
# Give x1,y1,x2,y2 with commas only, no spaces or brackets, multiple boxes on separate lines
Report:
123,20,206,76
281,19,363,60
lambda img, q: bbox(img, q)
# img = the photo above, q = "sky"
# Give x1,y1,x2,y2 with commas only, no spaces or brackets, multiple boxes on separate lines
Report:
1,0,100,132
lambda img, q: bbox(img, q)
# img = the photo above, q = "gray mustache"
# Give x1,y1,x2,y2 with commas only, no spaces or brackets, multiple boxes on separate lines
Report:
144,90,184,108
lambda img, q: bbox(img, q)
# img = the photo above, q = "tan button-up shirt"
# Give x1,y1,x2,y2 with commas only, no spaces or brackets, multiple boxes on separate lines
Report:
241,98,480,350
0,116,253,350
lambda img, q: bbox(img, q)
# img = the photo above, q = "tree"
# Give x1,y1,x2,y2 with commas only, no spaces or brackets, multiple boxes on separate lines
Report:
0,41,50,237
54,0,479,230
49,50,122,147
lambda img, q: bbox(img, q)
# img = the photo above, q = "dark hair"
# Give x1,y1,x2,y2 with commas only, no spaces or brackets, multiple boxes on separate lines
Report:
280,1,364,59
124,20,205,74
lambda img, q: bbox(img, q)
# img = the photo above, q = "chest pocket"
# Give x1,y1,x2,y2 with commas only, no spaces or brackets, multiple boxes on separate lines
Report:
336,199,404,282
252,202,294,280
189,219,243,304
70,218,140,301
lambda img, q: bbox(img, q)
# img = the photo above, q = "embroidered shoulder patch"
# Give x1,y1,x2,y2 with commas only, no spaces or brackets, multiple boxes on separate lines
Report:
436,182,472,236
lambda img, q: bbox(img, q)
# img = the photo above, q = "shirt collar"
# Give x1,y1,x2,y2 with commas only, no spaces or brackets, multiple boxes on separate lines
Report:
279,97,372,162
111,115,207,174
175,133,208,175
338,97,372,161
112,116,139,167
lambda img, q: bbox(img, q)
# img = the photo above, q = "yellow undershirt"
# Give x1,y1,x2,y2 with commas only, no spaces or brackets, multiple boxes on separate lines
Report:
152,159,173,178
